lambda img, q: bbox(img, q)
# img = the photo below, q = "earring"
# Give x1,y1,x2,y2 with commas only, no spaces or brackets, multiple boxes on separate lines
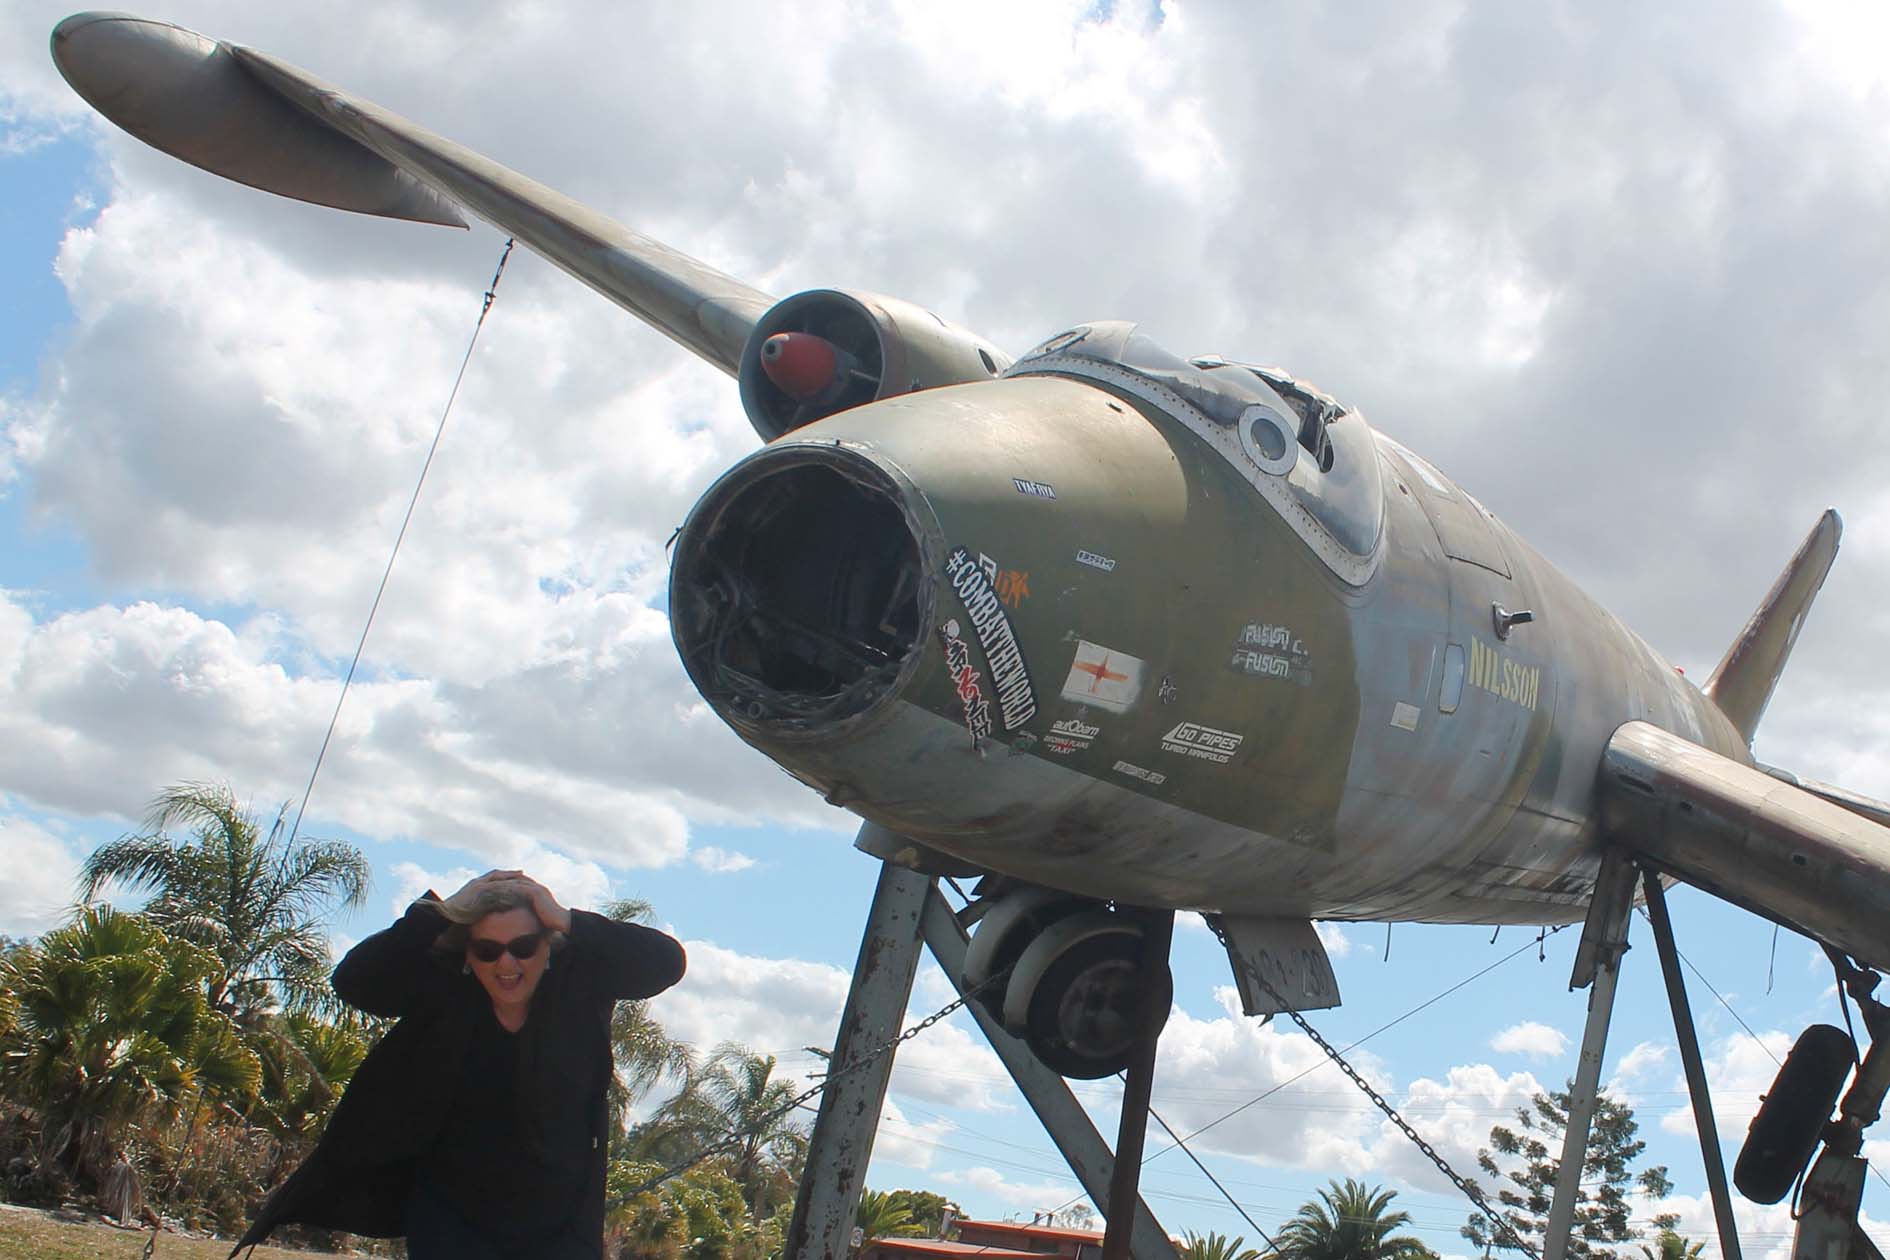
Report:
544,957,552,972
461,962,471,975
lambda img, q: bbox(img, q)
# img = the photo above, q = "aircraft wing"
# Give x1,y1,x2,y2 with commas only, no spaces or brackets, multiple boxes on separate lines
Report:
50,13,776,377
1600,721,1890,971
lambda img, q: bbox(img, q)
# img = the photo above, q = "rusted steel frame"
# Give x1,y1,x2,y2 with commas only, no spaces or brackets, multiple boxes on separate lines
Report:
785,853,932,1260
1102,909,1175,1260
1546,847,1636,1260
1640,870,1742,1260
919,888,1178,1260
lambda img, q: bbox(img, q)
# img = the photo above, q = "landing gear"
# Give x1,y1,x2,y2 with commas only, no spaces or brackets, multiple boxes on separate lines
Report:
963,888,1172,1079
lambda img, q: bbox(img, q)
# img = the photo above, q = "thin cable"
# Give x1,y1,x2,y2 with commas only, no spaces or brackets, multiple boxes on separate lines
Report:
286,238,516,846
1146,1103,1278,1250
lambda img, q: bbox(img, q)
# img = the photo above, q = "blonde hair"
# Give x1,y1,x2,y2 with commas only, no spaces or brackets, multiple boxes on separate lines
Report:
425,879,568,956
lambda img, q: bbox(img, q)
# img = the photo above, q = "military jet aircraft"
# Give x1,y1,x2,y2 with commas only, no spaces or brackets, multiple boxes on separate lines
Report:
50,13,1890,1260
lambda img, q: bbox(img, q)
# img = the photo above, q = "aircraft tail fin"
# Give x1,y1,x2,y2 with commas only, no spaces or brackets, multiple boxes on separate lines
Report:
1703,509,1842,744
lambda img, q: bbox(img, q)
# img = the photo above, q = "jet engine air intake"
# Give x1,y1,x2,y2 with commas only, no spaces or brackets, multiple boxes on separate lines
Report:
738,290,1012,440
669,442,931,735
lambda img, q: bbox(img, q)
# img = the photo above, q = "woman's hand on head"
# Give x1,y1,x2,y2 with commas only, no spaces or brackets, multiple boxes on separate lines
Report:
510,873,573,934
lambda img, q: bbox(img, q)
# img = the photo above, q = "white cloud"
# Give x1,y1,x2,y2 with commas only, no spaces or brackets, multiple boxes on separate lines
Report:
1368,1063,1546,1195
0,811,83,936
689,846,756,874
936,1165,1080,1216
873,1096,955,1174
1660,1031,1795,1142
1315,921,1355,959
1609,1039,1672,1090
1490,1021,1571,1060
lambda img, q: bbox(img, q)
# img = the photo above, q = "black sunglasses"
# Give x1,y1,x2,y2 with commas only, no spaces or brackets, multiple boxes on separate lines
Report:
468,932,545,963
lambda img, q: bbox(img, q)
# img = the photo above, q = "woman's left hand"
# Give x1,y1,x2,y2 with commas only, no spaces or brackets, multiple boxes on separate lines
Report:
511,873,573,933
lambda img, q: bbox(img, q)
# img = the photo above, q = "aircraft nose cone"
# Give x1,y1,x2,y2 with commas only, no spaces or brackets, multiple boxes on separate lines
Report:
51,13,217,123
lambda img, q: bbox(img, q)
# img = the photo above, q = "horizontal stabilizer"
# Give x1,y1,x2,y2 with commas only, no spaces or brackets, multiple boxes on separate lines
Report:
51,12,776,380
1704,510,1841,743
1600,721,1890,970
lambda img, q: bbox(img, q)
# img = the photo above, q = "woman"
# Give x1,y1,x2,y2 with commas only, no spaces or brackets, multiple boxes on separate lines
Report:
232,870,686,1259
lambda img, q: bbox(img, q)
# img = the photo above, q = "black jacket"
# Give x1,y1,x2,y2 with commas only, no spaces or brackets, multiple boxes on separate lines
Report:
232,897,686,1256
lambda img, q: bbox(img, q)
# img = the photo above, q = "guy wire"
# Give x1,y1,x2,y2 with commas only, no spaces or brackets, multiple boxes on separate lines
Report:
286,238,516,847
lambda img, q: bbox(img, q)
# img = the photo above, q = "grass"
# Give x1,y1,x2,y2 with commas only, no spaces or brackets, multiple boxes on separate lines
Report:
0,1202,346,1259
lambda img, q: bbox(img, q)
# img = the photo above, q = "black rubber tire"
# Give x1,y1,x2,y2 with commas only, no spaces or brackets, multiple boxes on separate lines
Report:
964,896,1086,1026
1733,1023,1854,1204
1021,930,1173,1080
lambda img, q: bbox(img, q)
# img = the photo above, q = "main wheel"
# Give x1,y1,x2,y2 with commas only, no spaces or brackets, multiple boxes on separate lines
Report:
961,888,1087,1027
1003,909,1172,1079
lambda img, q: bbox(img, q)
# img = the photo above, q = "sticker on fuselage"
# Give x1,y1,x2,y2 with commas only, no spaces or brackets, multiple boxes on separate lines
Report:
937,620,992,744
1060,639,1144,713
1075,549,1117,573
1012,477,1057,500
1228,621,1313,685
1389,701,1421,732
1113,759,1167,786
974,551,1031,609
944,547,1037,731
1469,636,1541,712
1160,721,1244,765
1042,717,1100,755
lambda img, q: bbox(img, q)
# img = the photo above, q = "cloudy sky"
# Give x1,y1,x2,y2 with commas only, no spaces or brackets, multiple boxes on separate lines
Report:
4,0,1890,1253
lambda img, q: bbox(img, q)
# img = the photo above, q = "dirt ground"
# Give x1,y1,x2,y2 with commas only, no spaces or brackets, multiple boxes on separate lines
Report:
0,1202,349,1259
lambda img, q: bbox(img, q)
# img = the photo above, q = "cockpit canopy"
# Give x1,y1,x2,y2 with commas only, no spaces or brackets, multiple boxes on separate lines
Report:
1007,323,1386,584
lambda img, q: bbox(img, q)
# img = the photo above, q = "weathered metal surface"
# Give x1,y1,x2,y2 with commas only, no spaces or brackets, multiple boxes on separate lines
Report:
1216,916,1341,1015
50,14,465,226
784,855,931,1260
54,11,1890,967
50,12,774,377
1706,510,1842,744
1101,909,1173,1260
1642,871,1743,1260
919,889,1177,1260
1601,721,1890,971
1544,852,1635,1260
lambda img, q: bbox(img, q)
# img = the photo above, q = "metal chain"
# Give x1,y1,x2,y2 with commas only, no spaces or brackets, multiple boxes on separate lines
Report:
622,975,1000,1198
1225,944,1542,1260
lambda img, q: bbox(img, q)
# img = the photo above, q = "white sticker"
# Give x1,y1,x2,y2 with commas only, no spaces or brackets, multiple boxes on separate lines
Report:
1160,721,1244,764
1060,640,1145,714
1113,760,1168,786
1390,701,1421,732
1043,717,1100,754
1075,550,1117,573
1012,477,1057,500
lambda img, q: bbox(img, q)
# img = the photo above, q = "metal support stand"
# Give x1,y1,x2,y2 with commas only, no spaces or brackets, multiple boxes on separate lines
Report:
1793,961,1890,1260
1102,909,1175,1260
920,890,1179,1260
785,854,932,1260
1641,870,1742,1260
1546,848,1638,1260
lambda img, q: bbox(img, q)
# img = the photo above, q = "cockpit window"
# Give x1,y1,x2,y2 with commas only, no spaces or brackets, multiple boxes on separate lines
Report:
1008,322,1386,584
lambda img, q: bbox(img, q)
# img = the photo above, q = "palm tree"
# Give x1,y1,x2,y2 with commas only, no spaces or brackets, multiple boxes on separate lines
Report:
1183,1231,1263,1260
645,1042,810,1222
77,781,370,1019
858,1188,926,1241
1271,1179,1436,1260
602,896,694,1144
0,907,261,1209
1639,1231,1705,1260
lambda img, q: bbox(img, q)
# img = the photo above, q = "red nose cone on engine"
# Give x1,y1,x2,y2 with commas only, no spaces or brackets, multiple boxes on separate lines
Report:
759,331,841,401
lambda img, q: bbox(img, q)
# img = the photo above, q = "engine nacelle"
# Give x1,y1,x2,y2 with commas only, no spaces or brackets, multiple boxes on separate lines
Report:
738,289,1011,440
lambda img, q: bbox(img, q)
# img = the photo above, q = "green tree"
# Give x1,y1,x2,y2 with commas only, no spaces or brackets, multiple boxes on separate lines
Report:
1273,1179,1436,1260
1639,1230,1704,1260
1183,1229,1263,1260
645,1043,810,1223
1462,1087,1675,1260
603,896,694,1145
77,782,371,1020
0,907,261,1207
608,1157,755,1260
886,1188,961,1238
858,1187,926,1240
